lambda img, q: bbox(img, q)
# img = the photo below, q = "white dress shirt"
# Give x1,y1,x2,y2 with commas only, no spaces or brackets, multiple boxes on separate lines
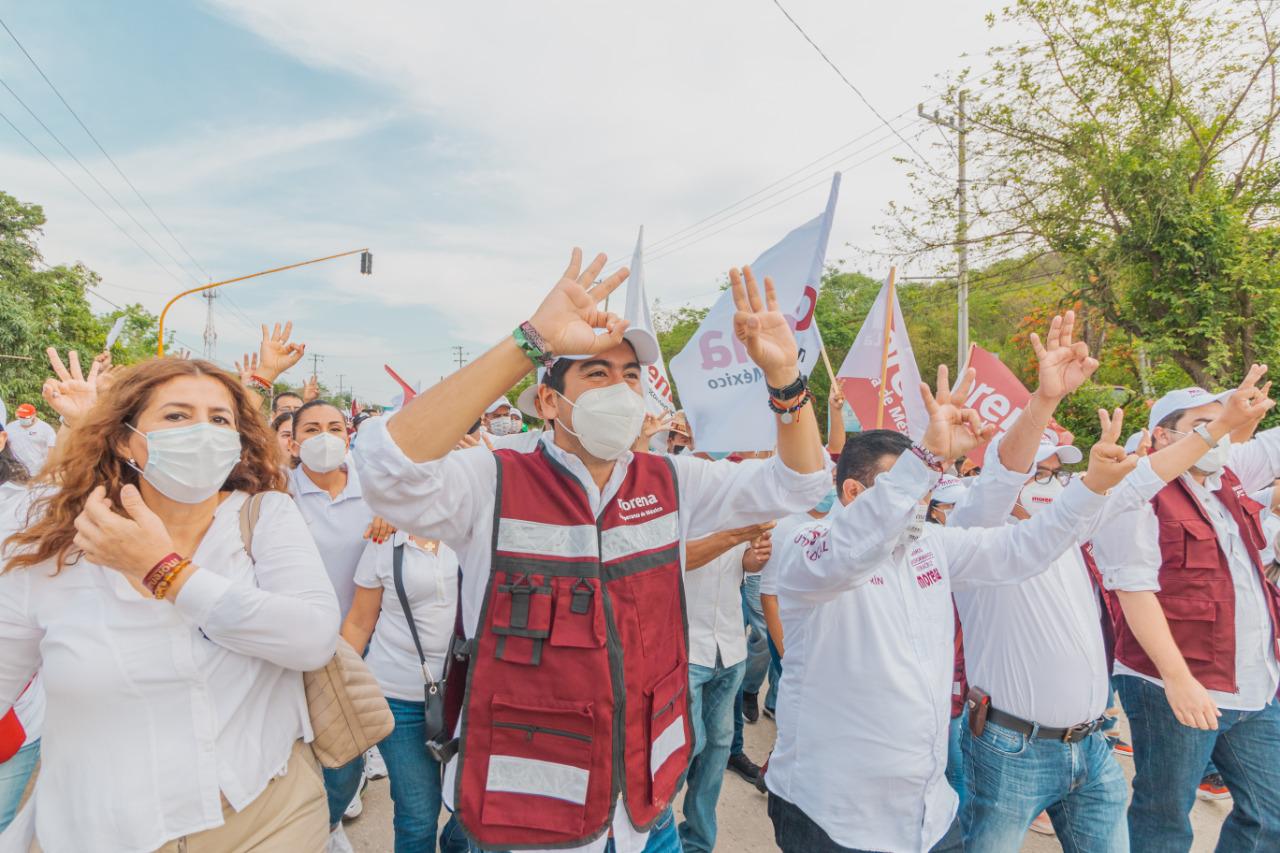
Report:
0,491,339,853
1095,432,1280,710
4,419,56,476
684,541,750,668
765,451,1109,853
289,463,373,617
947,444,1168,726
354,418,831,853
758,511,823,597
354,534,459,701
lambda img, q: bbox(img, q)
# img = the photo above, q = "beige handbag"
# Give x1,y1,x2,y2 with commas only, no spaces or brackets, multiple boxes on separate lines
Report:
240,493,394,768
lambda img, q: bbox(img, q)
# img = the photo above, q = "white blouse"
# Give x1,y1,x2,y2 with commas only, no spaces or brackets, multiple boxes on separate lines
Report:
0,490,339,853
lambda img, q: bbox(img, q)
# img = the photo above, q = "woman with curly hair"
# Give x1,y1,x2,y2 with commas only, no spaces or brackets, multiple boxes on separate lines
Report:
0,356,339,852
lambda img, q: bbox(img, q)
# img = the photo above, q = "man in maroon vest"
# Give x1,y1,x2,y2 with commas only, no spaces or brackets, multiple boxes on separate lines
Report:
1093,368,1280,852
356,250,831,853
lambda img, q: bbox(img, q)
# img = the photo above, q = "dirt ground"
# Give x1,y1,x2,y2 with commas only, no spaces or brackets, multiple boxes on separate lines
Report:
347,703,1229,852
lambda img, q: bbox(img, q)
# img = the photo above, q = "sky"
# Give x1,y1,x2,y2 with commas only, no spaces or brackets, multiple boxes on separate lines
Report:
0,1,1018,403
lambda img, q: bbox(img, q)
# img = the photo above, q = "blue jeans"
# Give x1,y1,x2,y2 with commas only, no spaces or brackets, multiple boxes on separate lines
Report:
946,711,968,819
460,806,681,852
962,719,1127,852
732,576,771,756
769,792,964,852
323,752,366,828
0,739,39,833
765,634,783,713
679,657,746,853
379,697,445,852
1117,674,1280,853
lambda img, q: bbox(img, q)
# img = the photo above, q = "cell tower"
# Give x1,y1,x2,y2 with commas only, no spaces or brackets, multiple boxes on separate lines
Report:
202,290,218,360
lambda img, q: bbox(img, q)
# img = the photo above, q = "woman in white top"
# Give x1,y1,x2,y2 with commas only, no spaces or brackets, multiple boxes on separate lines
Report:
0,356,339,853
342,533,459,852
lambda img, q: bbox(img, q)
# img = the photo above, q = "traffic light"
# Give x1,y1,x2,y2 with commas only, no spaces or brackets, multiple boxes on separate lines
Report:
360,251,373,275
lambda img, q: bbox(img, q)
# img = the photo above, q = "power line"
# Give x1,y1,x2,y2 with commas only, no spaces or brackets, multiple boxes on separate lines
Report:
768,0,935,171
0,15,213,282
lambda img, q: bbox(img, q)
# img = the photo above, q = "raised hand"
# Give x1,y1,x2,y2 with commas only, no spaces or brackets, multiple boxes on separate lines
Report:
235,352,260,387
527,248,631,358
919,365,995,461
1082,408,1139,494
1217,363,1273,433
302,374,320,403
1030,310,1099,400
43,347,104,428
730,266,799,386
73,485,177,583
641,412,673,441
257,322,306,382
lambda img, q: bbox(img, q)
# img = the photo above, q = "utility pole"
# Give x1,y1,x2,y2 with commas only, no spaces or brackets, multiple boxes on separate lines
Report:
919,89,968,372
451,346,468,370
310,353,325,380
201,290,218,361
337,374,346,398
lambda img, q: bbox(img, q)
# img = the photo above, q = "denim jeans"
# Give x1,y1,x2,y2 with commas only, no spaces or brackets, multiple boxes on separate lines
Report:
768,792,964,852
765,634,783,713
732,576,771,756
0,739,39,833
679,656,746,853
378,697,446,852
323,752,366,828
1117,674,1280,853
460,806,681,852
945,711,968,820
961,719,1127,852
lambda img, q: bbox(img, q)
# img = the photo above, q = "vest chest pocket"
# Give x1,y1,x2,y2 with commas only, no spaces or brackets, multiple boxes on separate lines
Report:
1158,595,1219,662
1161,519,1222,570
489,573,553,665
482,697,597,834
549,577,607,649
647,663,690,805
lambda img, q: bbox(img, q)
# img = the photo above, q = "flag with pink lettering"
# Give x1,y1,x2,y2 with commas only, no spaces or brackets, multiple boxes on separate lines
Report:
622,226,676,419
836,278,927,439
669,174,840,452
963,343,1031,460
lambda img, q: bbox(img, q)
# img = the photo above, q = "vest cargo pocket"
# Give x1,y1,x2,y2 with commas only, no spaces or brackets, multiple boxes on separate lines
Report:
489,573,553,665
1181,519,1223,569
550,577,607,649
1158,595,1218,662
482,697,596,834
647,663,689,805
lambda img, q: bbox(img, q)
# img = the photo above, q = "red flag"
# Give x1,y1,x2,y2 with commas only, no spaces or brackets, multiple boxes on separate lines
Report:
964,345,1032,461
384,364,417,403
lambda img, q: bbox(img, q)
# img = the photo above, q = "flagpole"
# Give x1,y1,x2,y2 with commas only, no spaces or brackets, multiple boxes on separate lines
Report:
875,266,897,429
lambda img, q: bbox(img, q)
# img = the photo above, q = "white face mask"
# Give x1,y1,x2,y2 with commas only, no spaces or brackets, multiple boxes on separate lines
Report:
18,417,34,428
128,422,242,504
555,383,646,461
299,432,348,473
488,417,517,437
1193,434,1231,475
1017,478,1066,517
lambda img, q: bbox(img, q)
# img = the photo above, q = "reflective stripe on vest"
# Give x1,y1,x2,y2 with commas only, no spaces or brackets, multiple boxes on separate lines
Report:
453,445,692,849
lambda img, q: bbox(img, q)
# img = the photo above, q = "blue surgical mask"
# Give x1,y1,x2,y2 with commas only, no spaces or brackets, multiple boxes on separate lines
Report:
814,488,837,514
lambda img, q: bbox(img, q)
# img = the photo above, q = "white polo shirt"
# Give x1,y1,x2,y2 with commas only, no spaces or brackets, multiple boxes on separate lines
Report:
288,463,373,617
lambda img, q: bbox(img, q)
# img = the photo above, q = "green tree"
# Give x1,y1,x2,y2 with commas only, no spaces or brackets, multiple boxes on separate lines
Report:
894,0,1280,388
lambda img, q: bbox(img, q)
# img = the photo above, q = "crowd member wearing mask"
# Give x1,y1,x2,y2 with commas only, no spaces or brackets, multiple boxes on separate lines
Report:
482,399,517,438
287,399,393,836
4,404,56,476
1092,371,1280,852
763,359,1141,853
0,357,339,852
355,252,831,853
341,532,460,853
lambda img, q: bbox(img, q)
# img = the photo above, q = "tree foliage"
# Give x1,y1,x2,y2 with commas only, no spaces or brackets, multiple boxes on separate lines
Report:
893,0,1280,388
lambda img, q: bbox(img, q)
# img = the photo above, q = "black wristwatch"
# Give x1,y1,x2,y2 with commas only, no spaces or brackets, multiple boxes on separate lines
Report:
766,373,807,401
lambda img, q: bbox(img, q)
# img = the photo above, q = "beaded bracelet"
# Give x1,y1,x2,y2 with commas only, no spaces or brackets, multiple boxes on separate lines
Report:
246,374,273,393
143,553,184,594
153,559,192,601
767,389,814,424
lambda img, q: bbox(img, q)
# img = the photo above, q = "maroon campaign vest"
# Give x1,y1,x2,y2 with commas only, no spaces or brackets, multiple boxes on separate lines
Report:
1079,542,1118,675
1113,468,1280,694
453,446,693,849
951,599,967,719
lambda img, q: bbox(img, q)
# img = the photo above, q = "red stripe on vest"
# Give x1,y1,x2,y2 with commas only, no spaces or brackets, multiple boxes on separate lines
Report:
453,446,691,849
1113,468,1280,693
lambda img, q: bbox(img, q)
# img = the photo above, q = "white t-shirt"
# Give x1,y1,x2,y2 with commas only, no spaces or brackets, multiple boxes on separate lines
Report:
353,534,459,702
5,419,56,476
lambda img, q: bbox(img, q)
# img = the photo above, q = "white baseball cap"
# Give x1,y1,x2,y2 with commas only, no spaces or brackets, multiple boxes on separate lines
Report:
1124,431,1146,455
932,476,968,505
517,367,546,419
1147,387,1232,432
515,327,661,419
1034,428,1083,465
485,397,512,415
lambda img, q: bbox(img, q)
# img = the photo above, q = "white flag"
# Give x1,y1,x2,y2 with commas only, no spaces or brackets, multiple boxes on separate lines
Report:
670,173,840,453
835,276,927,439
105,315,128,350
622,226,676,419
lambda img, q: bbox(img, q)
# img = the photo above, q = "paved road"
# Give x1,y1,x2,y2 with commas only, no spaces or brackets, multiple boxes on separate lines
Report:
347,708,1228,852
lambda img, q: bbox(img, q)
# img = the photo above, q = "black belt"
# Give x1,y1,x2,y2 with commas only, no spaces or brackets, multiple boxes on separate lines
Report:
987,707,1106,743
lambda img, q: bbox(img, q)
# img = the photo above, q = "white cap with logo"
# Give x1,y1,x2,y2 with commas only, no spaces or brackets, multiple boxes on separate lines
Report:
514,327,660,420
1147,387,1233,432
1034,428,1083,465
932,476,968,505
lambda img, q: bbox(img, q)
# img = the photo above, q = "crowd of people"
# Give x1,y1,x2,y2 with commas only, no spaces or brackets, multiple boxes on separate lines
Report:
0,248,1279,853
